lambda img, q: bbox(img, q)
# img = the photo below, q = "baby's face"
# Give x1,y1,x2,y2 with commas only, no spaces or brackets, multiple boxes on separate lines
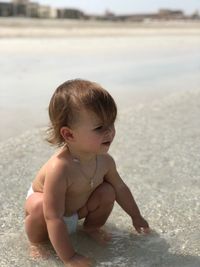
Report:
72,109,115,154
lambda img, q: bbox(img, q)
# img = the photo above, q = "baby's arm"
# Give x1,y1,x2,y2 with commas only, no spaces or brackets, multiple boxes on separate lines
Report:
43,160,76,263
104,155,150,234
43,161,91,266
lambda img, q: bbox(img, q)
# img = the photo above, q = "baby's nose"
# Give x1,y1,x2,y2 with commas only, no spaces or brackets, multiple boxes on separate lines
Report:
105,125,115,138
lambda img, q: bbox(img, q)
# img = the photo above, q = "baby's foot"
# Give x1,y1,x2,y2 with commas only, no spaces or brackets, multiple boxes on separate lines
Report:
29,242,51,260
82,227,112,245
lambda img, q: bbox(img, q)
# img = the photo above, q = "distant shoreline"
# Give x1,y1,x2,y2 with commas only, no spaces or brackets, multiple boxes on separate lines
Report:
0,18,200,37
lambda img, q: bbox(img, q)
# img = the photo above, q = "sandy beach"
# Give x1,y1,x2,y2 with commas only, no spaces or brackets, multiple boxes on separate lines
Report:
0,20,200,266
0,88,200,266
0,18,200,37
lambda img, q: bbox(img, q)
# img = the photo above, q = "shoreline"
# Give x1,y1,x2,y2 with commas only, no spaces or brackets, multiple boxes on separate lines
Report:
1,18,200,37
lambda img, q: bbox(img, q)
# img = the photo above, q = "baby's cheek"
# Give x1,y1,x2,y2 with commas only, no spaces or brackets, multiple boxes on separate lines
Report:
86,137,99,148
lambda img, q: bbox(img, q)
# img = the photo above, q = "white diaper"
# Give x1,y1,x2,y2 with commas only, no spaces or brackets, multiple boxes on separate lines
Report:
26,185,78,234
63,214,78,234
26,185,34,199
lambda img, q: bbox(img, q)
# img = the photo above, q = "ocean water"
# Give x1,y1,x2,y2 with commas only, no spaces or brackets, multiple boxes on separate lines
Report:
0,35,200,141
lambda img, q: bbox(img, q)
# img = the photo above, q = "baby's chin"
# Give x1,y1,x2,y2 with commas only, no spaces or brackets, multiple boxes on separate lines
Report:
99,142,112,153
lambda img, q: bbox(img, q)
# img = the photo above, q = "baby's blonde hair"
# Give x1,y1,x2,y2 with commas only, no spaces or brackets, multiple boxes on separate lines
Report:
47,79,117,147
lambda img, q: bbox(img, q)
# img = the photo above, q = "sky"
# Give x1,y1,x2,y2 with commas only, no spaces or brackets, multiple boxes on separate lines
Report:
32,0,199,15
3,0,200,15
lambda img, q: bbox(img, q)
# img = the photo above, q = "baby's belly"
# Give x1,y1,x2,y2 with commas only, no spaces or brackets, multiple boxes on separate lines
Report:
64,193,91,216
64,176,104,216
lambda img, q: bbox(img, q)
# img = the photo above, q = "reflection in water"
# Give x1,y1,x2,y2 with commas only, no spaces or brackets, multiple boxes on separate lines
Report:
1,226,200,267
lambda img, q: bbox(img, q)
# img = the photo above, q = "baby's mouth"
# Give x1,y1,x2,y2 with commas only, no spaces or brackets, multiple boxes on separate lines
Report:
102,141,111,146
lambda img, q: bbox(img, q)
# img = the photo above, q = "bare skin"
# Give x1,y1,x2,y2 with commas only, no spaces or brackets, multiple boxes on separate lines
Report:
25,180,115,263
24,109,150,267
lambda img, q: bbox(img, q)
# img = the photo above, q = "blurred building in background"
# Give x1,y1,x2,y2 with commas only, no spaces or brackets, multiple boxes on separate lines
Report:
158,9,184,20
94,8,199,21
0,0,199,20
0,1,12,16
57,8,86,19
114,9,184,22
12,0,29,16
0,0,82,18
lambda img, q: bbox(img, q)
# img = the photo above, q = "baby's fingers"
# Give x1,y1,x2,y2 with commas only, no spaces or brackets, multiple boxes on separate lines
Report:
141,227,151,234
135,227,150,234
135,227,142,234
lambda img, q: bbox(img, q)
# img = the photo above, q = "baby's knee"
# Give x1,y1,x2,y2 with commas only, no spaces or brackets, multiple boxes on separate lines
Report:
101,182,116,204
31,198,44,218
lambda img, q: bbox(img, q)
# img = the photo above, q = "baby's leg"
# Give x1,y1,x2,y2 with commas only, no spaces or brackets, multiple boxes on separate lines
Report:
24,193,50,258
78,182,115,245
25,192,48,242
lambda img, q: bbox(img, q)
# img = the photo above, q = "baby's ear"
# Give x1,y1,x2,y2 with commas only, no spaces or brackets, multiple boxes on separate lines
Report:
60,127,74,142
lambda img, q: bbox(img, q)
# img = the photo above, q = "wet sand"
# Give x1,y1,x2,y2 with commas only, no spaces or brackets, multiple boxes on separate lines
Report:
0,88,200,266
0,20,200,266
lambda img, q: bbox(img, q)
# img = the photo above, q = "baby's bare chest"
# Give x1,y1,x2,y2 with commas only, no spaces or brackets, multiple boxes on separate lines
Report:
67,170,105,196
64,171,106,214
66,156,108,195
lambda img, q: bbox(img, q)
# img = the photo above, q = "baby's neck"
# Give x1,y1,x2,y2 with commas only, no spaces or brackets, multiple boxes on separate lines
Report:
65,145,96,164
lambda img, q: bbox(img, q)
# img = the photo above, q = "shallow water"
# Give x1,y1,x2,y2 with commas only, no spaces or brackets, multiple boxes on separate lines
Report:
0,89,200,266
0,35,200,141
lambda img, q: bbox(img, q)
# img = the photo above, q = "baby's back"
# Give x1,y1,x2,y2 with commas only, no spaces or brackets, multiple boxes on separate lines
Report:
32,163,47,193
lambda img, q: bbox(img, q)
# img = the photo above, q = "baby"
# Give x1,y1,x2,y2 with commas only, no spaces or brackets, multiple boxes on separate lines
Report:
24,79,150,267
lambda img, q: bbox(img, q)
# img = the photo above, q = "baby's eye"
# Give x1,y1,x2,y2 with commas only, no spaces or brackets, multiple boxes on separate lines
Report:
94,126,103,131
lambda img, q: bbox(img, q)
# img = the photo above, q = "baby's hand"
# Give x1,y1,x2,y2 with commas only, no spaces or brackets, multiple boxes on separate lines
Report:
132,215,150,234
64,253,92,267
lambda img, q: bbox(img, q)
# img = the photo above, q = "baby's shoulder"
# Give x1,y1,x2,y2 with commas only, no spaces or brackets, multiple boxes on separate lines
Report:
46,153,71,176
